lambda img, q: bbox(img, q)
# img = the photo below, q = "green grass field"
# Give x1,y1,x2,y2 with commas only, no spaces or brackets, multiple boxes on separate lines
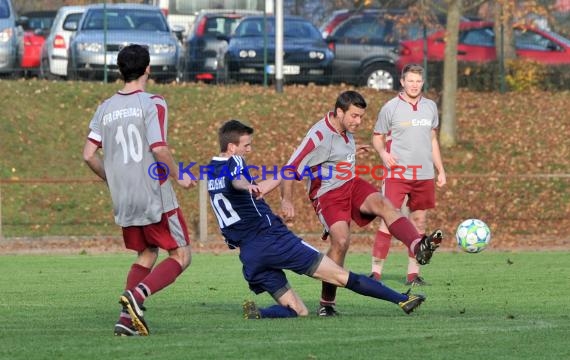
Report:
1,250,568,360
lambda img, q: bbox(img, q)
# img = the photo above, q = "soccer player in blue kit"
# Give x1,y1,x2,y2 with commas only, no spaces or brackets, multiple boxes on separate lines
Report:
206,119,426,319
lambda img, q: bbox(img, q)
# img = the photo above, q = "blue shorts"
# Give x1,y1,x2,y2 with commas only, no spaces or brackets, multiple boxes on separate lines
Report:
238,218,323,298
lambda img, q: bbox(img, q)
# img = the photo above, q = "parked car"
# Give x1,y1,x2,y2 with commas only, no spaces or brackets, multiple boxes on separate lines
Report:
19,10,56,76
397,21,570,72
319,8,389,38
224,15,334,84
324,9,412,90
181,9,261,83
40,5,85,79
146,0,265,40
0,0,23,77
323,8,445,90
67,3,182,82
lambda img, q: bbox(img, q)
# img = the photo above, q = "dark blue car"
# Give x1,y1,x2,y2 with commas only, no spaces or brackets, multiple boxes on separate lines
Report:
223,15,333,84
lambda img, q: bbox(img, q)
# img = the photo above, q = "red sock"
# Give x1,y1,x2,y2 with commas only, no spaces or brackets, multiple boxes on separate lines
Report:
407,234,424,257
388,217,421,253
372,231,392,259
133,258,183,304
126,263,151,290
407,272,419,282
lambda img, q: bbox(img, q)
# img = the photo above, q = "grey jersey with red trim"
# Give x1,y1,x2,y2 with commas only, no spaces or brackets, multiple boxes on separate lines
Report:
286,112,356,200
374,95,439,180
87,90,178,227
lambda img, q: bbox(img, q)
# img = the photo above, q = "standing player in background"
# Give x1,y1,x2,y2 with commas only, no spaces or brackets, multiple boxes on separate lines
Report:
369,64,446,286
281,90,443,316
206,119,427,319
83,44,196,336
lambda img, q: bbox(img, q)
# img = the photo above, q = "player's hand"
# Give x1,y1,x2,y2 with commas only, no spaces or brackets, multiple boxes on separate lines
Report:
280,198,295,221
381,152,398,168
247,184,263,199
356,144,372,156
177,173,197,189
436,171,446,188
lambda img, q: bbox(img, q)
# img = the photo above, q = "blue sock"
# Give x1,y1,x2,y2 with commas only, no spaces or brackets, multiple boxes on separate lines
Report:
346,272,407,304
259,305,298,318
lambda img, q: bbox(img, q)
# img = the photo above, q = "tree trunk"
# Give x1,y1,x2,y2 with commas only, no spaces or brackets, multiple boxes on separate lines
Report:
439,0,462,148
494,0,516,61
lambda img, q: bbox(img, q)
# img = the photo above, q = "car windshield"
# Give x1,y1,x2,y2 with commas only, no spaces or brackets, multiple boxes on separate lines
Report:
204,16,242,36
81,9,168,32
23,13,56,31
236,18,321,39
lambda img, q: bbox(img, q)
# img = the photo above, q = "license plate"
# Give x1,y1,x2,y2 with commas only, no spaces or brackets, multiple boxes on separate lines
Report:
265,64,300,75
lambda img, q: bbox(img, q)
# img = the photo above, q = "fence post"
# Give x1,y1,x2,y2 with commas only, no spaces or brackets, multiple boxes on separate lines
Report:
199,180,208,243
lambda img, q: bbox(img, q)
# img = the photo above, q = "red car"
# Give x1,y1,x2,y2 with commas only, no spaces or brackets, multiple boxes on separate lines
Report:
397,21,570,72
20,11,56,74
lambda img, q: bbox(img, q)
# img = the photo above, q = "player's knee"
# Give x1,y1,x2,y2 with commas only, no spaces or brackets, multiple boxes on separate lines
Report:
170,246,192,269
331,237,350,255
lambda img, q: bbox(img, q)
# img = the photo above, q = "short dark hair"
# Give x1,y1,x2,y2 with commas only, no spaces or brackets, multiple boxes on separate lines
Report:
334,90,367,116
218,120,254,152
117,44,150,82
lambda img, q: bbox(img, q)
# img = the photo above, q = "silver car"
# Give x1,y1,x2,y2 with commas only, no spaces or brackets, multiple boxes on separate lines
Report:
40,5,85,79
67,3,182,82
0,0,23,76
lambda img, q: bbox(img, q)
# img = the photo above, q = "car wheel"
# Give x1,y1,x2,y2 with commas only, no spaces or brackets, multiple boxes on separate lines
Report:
361,64,396,90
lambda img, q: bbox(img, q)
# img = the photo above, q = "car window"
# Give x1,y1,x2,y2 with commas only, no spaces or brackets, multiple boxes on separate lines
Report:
0,0,10,19
205,16,241,36
62,13,83,31
515,29,558,51
236,19,321,39
461,27,495,46
284,20,321,39
547,30,570,46
237,19,262,36
82,9,167,32
334,16,397,44
25,15,55,31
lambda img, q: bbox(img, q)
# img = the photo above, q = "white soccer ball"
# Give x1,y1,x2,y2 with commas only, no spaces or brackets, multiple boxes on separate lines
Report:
455,219,491,253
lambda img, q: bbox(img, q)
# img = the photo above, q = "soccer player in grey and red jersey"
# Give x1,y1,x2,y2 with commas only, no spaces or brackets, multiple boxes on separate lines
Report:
207,120,427,319
370,64,446,286
83,44,196,336
281,90,443,316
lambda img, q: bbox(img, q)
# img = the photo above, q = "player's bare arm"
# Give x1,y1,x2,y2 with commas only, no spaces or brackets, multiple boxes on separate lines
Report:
356,144,372,155
83,140,107,181
372,133,398,167
254,178,282,198
431,129,446,187
231,178,260,194
152,145,197,189
280,171,295,220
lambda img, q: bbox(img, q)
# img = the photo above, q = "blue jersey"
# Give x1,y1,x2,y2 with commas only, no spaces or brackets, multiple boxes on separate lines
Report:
206,155,277,248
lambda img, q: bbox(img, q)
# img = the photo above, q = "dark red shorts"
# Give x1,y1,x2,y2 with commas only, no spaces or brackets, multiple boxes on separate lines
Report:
122,208,191,252
383,178,435,211
312,177,377,229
